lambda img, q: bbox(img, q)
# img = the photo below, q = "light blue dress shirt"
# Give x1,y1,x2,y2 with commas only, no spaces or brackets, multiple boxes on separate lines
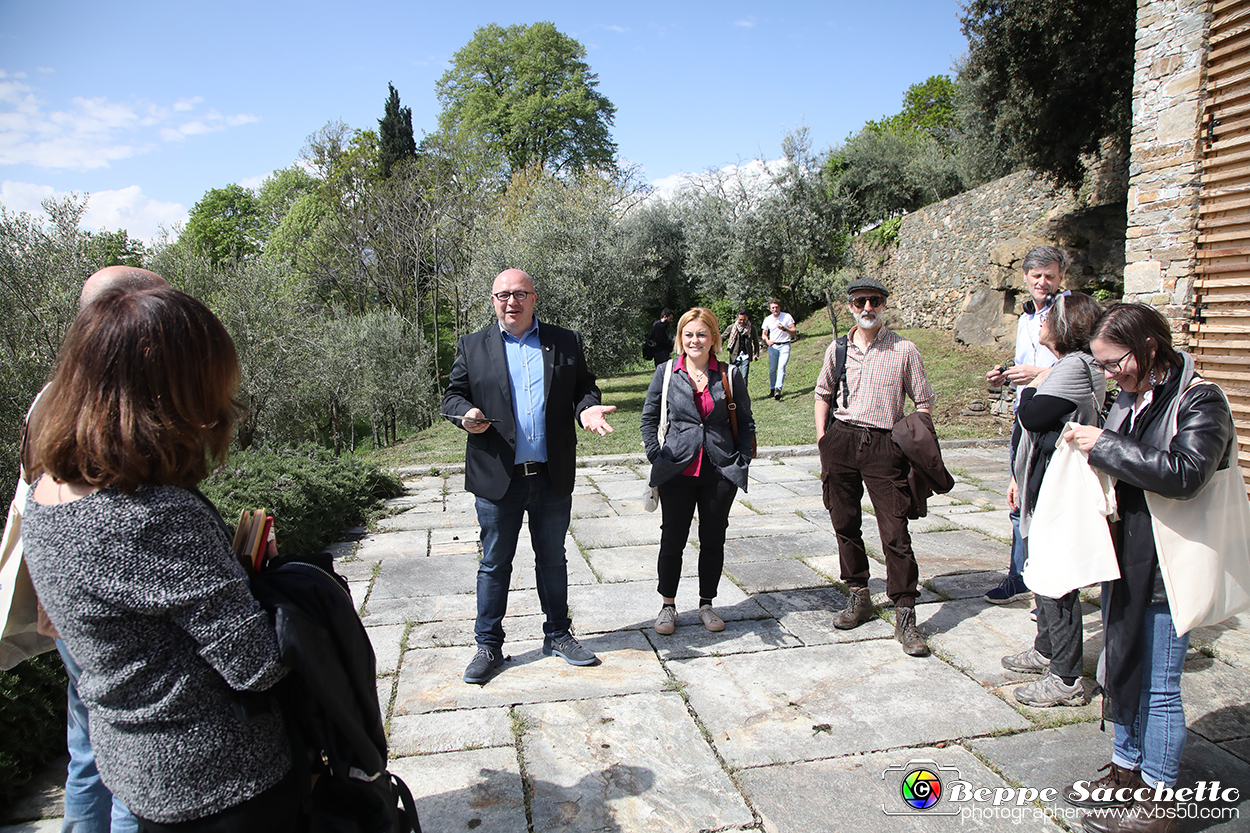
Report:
501,319,547,464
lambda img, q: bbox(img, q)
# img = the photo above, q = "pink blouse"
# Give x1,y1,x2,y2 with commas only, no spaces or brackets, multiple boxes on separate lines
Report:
675,354,718,477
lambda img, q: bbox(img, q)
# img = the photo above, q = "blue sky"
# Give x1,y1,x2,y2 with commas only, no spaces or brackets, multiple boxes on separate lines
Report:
0,0,969,242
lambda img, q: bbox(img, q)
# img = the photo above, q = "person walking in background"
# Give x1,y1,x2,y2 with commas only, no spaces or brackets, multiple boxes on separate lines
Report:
721,309,760,386
815,277,936,657
443,268,616,685
641,308,754,635
1064,304,1236,832
983,245,1068,605
22,285,301,831
761,298,797,400
17,266,168,833
645,308,674,367
998,292,1104,708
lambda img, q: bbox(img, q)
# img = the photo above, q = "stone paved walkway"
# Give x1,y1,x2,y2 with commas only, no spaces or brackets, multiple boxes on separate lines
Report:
5,443,1249,832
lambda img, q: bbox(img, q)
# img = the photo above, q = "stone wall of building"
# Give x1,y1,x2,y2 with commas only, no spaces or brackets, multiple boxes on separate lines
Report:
856,167,1127,347
1122,0,1210,335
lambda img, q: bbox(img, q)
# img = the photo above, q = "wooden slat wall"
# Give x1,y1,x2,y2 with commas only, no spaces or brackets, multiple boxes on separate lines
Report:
1198,0,1250,486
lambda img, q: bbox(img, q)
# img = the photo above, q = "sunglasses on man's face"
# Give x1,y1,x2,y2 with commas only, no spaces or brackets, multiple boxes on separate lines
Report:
850,295,885,309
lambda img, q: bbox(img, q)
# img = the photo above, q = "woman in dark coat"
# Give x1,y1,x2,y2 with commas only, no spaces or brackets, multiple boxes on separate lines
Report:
640,308,754,635
1064,303,1236,833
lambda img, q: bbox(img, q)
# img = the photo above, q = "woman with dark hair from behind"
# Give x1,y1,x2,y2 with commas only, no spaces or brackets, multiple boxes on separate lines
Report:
22,286,302,831
999,292,1105,708
1063,303,1236,833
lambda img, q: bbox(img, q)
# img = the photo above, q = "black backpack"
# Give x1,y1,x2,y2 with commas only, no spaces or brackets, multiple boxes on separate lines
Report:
252,556,421,833
824,335,850,433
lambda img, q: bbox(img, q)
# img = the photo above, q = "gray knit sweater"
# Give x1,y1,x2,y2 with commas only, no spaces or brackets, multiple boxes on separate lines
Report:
23,482,291,823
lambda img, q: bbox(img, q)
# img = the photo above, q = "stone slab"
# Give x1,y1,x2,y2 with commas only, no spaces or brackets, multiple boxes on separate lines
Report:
368,552,480,599
355,529,429,560
926,570,1009,600
724,558,829,594
777,477,823,496
390,747,527,833
739,744,1057,832
389,705,514,756
909,530,1009,573
571,516,662,549
1182,652,1250,743
366,623,407,676
722,513,825,539
670,640,1031,768
582,545,693,584
648,616,803,660
946,510,1014,541
723,531,839,564
754,586,897,645
360,592,480,627
593,477,647,502
565,579,759,635
519,693,753,832
803,555,942,606
375,511,468,532
571,493,615,518
393,630,667,715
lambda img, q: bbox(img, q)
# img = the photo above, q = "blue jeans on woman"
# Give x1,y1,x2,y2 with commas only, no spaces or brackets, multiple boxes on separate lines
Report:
56,639,138,833
1111,601,1190,786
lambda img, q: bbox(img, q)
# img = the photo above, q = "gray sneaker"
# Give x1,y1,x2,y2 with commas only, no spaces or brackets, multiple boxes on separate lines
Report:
1001,647,1050,674
1014,672,1088,707
542,631,599,666
654,606,677,635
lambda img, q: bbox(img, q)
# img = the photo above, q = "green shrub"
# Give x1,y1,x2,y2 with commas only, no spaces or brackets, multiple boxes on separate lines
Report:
0,653,68,810
201,445,405,555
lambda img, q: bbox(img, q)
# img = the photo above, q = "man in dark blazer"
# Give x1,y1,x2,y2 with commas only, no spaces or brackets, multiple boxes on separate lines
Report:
442,268,616,684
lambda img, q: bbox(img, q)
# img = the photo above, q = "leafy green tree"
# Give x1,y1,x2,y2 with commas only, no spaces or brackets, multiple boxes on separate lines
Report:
255,166,318,242
959,0,1135,189
377,82,417,179
830,125,963,229
85,228,147,268
183,184,263,265
436,21,617,177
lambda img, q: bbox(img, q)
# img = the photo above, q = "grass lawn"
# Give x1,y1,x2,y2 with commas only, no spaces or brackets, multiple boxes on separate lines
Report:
365,308,1013,470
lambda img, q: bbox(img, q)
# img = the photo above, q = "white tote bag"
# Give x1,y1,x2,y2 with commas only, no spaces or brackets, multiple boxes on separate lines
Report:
0,476,55,669
642,361,673,512
1146,386,1250,636
1023,424,1121,598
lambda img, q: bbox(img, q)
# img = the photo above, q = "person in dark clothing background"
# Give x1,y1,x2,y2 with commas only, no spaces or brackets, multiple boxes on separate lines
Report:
646,309,674,366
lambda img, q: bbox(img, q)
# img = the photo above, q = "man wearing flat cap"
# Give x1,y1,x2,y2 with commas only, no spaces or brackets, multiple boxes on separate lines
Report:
813,277,936,657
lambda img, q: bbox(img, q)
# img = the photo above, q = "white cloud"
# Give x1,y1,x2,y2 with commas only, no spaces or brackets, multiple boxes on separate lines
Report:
734,17,756,28
1,180,185,243
237,172,268,190
0,76,258,170
649,158,790,202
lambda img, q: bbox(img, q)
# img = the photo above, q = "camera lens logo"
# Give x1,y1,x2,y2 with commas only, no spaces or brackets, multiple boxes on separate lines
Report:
901,768,942,810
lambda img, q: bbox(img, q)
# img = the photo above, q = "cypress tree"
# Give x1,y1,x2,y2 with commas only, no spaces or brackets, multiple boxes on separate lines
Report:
378,82,416,179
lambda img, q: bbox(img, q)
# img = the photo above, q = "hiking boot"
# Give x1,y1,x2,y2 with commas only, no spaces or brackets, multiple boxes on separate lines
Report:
1082,796,1178,833
832,587,875,630
697,604,725,632
1065,762,1146,810
1014,672,1089,707
463,645,504,684
1001,647,1050,675
894,606,930,657
654,605,677,635
542,631,599,666
985,575,1032,604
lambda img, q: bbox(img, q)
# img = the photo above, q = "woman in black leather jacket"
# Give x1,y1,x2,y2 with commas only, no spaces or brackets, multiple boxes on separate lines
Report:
640,308,754,636
1064,303,1235,833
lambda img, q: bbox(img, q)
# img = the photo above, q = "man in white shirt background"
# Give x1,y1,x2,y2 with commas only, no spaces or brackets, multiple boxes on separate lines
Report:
761,298,797,401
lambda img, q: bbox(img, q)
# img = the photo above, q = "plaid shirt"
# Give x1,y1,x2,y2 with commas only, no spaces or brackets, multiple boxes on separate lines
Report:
814,326,935,429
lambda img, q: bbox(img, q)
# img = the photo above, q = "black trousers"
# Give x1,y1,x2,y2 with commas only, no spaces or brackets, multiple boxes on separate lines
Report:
1034,587,1084,679
657,464,737,600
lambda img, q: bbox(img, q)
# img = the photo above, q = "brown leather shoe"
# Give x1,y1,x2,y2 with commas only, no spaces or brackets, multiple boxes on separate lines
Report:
832,587,874,630
894,606,930,657
1065,762,1146,809
1082,796,1177,833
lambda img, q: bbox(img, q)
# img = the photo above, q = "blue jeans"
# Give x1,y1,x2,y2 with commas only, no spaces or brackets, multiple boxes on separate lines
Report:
474,468,573,647
767,343,791,391
734,355,751,386
1111,602,1190,786
1008,506,1026,581
56,639,138,833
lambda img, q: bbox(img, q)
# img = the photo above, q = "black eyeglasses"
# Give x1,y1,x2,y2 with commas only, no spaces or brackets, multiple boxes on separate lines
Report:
1091,348,1133,373
851,295,885,309
493,290,532,302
